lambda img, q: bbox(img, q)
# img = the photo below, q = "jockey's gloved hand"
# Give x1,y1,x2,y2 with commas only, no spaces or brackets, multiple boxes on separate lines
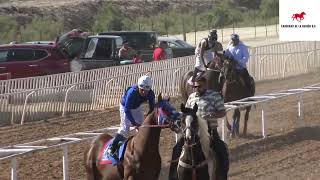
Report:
131,121,140,127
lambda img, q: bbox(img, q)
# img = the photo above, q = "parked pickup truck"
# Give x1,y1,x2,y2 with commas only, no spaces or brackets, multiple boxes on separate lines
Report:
73,35,124,71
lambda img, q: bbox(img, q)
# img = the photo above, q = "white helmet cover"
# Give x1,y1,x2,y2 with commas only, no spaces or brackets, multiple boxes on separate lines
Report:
138,75,152,90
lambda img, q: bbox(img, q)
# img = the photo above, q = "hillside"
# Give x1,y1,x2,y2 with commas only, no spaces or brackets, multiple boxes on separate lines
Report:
0,0,221,30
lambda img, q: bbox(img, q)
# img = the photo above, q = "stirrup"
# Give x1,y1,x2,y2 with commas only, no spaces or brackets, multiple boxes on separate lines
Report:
107,146,116,155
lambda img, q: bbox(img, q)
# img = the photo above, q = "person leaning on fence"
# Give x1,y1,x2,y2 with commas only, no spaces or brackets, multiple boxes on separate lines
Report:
224,33,253,94
190,29,223,85
107,75,155,159
153,41,167,61
169,76,229,180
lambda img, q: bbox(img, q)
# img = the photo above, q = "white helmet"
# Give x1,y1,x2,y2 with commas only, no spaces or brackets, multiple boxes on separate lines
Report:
138,75,152,90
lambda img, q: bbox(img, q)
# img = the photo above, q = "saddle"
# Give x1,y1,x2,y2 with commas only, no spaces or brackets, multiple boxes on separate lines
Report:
100,138,129,166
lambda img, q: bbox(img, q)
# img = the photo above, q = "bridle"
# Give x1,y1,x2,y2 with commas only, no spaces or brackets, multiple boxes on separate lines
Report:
178,111,208,178
139,100,181,129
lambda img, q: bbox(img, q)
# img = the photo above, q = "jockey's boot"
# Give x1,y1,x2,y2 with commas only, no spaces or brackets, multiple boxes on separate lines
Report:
107,133,126,159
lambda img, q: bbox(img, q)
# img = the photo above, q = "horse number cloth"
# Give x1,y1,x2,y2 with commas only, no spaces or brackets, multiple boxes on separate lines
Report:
99,138,128,166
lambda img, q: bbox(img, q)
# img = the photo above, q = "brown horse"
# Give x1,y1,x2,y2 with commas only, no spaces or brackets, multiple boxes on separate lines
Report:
85,94,181,180
221,58,255,137
180,59,222,103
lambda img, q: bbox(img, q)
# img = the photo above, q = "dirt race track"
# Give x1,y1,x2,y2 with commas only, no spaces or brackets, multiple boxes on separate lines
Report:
0,71,320,180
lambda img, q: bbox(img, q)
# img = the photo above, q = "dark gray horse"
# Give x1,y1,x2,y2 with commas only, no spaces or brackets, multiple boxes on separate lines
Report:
180,55,255,137
178,104,227,180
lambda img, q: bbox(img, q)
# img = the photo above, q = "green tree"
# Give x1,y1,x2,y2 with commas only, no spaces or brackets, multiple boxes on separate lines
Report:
20,17,64,41
260,0,279,18
0,16,17,43
93,3,124,32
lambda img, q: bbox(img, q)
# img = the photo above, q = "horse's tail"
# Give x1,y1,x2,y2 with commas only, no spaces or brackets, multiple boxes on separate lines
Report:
85,144,99,180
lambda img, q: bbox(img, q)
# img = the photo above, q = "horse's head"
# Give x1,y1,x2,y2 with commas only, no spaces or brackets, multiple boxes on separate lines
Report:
154,93,182,131
222,56,238,82
180,103,198,144
301,12,306,16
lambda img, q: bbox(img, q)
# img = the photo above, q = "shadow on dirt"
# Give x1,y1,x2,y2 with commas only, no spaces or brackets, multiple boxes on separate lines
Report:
230,126,320,162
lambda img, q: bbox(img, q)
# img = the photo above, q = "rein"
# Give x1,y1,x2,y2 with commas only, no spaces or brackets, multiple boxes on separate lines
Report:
138,107,173,129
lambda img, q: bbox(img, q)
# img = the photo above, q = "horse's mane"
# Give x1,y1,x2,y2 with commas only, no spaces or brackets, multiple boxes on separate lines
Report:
197,116,211,159
142,110,156,125
197,116,216,180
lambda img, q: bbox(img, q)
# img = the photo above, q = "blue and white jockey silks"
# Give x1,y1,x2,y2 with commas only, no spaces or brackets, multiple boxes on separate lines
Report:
118,85,155,137
225,42,249,70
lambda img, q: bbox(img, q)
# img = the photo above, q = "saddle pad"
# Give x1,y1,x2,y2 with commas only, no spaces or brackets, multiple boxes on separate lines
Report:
99,138,128,166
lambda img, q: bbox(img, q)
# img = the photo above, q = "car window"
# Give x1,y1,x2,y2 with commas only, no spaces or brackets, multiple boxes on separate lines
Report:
34,50,48,60
115,37,123,49
94,38,113,59
175,40,194,48
168,42,179,48
7,49,35,62
100,32,157,49
0,50,8,62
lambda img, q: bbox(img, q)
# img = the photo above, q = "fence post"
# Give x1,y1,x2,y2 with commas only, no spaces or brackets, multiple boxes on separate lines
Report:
91,78,114,110
282,54,293,78
194,13,197,46
221,28,223,42
63,146,69,180
254,10,256,38
172,68,181,96
232,16,235,34
306,51,314,72
21,91,36,125
314,41,317,67
261,103,267,138
62,85,76,117
297,93,305,127
11,158,17,180
265,23,268,37
258,55,267,80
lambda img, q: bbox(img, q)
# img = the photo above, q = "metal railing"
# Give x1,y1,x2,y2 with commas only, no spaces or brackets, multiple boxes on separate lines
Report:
0,41,319,125
1,82,320,180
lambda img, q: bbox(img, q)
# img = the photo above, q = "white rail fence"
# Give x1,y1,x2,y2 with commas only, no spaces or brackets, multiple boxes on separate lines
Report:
1,82,320,180
0,41,319,125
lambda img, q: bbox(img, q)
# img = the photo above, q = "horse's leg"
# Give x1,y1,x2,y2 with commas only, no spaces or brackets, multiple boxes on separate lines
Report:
84,146,95,180
243,106,251,136
232,109,240,137
231,110,239,137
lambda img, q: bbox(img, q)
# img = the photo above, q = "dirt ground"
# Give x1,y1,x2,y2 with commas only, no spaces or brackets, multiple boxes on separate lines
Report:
0,71,320,180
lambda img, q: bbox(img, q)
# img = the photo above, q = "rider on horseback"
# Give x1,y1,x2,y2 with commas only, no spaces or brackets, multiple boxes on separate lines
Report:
107,75,155,159
225,33,253,94
170,76,229,180
190,29,223,85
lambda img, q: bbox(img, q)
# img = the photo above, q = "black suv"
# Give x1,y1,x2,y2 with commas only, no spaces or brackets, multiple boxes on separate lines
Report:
99,31,157,62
